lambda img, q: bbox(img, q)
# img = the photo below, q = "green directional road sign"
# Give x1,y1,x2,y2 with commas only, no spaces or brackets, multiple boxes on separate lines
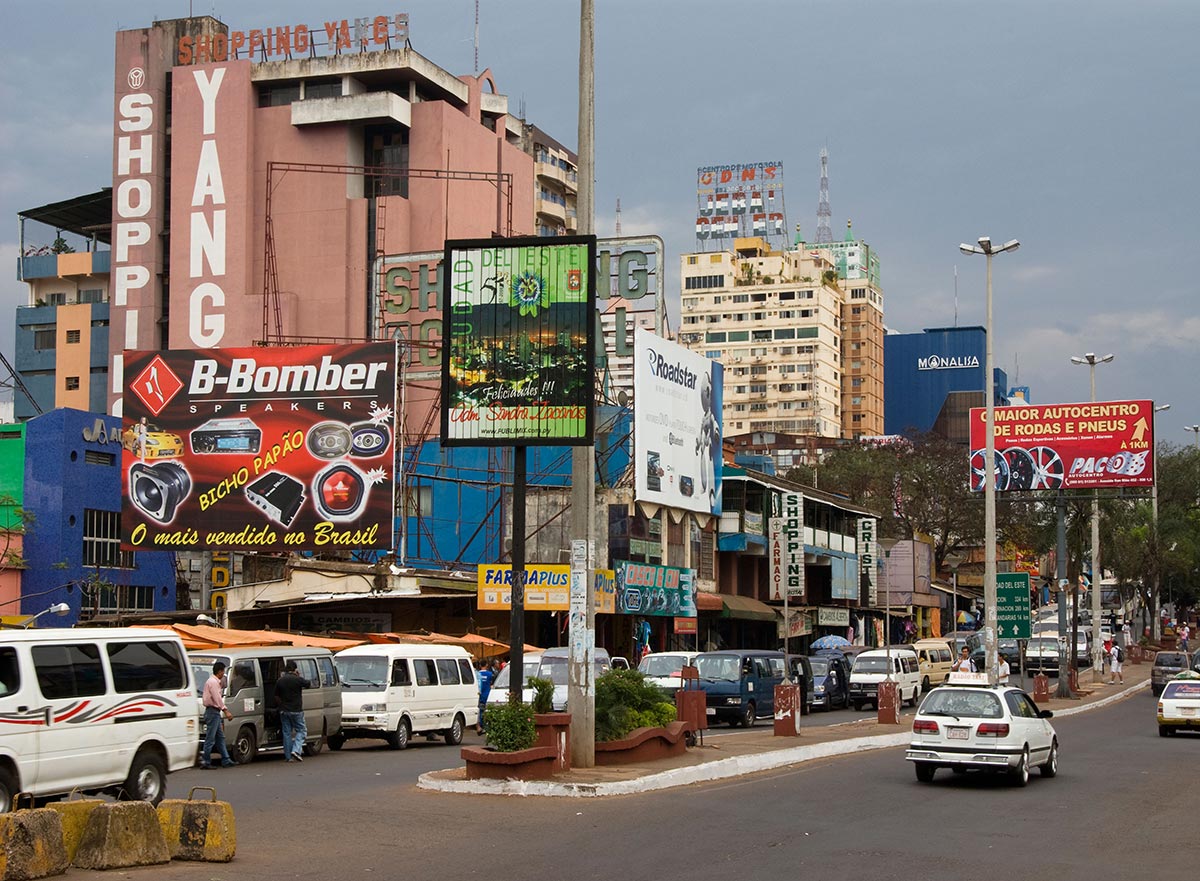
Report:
996,573,1032,639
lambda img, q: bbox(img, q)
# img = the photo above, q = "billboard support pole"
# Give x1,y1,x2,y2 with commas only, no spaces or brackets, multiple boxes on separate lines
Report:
508,447,527,704
1056,491,1072,698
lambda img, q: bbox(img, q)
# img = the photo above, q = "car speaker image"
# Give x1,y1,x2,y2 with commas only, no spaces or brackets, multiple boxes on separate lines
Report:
129,461,192,524
312,462,368,520
350,422,391,457
307,422,354,459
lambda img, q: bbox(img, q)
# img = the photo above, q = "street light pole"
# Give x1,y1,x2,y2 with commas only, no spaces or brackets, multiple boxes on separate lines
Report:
1186,425,1200,449
1070,352,1114,679
1150,404,1170,640
960,236,1019,686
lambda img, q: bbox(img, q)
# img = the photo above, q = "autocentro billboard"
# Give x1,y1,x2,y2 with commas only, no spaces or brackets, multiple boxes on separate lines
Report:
441,236,596,446
121,342,397,551
968,399,1155,491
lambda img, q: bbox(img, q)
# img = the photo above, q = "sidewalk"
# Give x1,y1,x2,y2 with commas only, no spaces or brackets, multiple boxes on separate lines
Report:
418,660,1151,798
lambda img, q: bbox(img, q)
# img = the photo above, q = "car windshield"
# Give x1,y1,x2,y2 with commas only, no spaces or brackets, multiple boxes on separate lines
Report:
640,655,686,677
696,655,741,681
492,659,541,690
335,656,388,690
920,688,1003,719
853,657,891,674
1163,681,1200,699
809,658,830,676
189,655,230,695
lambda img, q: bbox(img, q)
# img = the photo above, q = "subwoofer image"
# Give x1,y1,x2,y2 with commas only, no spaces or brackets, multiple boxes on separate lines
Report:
312,462,368,521
129,461,192,524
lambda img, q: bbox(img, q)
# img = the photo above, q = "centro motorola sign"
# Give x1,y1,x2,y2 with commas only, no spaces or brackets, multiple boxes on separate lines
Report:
968,399,1155,491
121,342,397,551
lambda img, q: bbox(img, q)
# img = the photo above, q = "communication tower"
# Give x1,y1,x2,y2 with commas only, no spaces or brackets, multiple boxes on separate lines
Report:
815,147,833,244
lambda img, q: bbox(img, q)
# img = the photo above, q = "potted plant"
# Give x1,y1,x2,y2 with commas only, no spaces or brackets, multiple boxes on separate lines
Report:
461,698,563,780
528,675,571,768
593,669,691,765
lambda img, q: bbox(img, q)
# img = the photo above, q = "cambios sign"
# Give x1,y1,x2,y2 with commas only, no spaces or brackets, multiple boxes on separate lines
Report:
122,343,397,551
968,399,1155,491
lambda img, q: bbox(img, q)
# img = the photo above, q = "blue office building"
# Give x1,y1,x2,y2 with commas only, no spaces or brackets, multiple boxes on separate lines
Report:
884,327,1008,443
20,408,178,625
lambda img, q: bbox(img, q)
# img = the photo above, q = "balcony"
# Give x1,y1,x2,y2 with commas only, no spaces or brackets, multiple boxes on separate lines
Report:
19,250,110,281
536,195,567,225
291,91,411,127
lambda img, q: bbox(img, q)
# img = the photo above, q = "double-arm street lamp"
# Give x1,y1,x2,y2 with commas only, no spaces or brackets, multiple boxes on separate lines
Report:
959,236,1020,685
1070,352,1114,678
1186,425,1200,449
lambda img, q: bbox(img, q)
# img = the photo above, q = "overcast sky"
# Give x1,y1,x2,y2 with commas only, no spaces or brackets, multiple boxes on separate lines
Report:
3,1,1197,441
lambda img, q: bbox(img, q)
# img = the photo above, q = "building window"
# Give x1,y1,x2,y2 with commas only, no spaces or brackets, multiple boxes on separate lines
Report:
79,288,103,304
303,80,342,100
46,292,67,306
84,451,114,466
687,256,698,265
82,509,135,569
258,83,301,107
66,329,81,344
796,327,819,339
65,376,80,391
33,327,56,350
684,274,723,290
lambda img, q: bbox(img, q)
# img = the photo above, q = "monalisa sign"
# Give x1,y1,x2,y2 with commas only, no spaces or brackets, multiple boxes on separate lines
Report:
917,354,980,370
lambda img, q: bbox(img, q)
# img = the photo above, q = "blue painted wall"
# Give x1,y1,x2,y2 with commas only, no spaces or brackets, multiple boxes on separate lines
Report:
885,326,999,435
21,408,177,625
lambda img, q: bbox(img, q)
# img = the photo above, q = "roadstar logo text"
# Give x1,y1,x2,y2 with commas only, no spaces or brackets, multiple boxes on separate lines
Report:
647,348,697,389
917,354,980,370
189,356,390,395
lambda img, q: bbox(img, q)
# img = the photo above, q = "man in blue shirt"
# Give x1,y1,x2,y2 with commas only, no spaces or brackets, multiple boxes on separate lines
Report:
476,659,494,736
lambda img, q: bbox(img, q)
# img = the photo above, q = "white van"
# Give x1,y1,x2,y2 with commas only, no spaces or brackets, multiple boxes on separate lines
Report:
0,628,200,812
637,651,698,691
848,648,922,710
486,647,612,712
333,644,478,750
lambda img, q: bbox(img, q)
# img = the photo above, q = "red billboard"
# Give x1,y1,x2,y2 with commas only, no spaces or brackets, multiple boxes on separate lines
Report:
122,343,396,551
968,400,1155,491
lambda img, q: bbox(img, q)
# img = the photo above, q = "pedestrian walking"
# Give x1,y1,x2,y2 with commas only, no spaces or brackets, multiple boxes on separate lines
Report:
1180,623,1191,653
1121,620,1131,647
1108,639,1124,684
997,654,1011,686
476,659,494,736
951,646,975,674
275,660,308,762
200,661,236,769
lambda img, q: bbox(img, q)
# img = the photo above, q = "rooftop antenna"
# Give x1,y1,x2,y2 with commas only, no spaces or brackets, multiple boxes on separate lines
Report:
954,265,959,327
473,0,480,75
815,146,833,244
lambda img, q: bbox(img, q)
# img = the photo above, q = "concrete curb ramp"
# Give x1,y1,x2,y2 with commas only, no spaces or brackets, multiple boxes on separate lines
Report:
72,803,169,871
418,679,1149,798
0,808,69,880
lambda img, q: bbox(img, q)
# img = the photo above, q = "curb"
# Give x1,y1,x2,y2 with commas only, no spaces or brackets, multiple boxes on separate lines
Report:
416,678,1150,798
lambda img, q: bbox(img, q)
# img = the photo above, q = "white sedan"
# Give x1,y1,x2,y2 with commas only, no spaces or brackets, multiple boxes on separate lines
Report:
906,679,1058,786
1158,679,1200,736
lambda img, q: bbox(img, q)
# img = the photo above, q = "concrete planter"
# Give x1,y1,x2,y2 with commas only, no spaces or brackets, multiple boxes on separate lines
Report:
461,744,561,780
534,713,572,773
594,721,692,766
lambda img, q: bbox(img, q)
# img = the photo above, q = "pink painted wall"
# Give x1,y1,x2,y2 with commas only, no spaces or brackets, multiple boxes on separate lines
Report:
0,533,23,611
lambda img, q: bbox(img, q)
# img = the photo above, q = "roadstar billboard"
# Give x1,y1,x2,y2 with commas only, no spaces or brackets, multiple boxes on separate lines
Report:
968,399,1155,491
121,342,397,551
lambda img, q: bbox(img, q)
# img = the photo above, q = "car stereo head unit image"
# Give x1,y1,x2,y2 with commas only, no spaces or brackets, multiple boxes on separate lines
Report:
191,417,263,454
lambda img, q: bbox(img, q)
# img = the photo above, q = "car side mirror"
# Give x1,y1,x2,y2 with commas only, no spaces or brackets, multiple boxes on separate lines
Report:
1037,709,1053,719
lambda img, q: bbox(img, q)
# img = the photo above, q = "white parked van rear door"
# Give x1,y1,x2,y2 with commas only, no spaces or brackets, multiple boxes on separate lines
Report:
0,644,39,791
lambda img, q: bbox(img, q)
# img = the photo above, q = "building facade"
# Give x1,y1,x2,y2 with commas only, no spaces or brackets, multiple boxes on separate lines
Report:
883,325,1009,444
520,125,578,237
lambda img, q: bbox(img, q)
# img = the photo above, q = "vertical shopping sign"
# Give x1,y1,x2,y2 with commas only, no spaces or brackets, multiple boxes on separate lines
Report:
440,236,596,447
996,573,1032,639
769,491,804,601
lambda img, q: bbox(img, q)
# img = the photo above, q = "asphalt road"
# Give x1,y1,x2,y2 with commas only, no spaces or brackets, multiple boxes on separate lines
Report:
98,690,1175,881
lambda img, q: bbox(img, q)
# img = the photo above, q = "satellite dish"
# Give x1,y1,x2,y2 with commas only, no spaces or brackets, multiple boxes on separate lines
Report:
617,390,629,406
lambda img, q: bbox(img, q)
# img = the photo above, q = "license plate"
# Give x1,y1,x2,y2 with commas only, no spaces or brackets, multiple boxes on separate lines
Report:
1182,707,1196,717
947,727,970,740
706,707,716,716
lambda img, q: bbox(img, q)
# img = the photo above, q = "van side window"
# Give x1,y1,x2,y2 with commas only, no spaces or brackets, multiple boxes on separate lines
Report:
435,658,460,685
106,640,186,692
939,648,952,663
317,656,338,687
413,659,436,686
754,658,771,678
230,662,256,695
293,658,319,688
32,643,106,699
457,659,474,684
0,647,19,696
391,660,412,687
768,658,785,678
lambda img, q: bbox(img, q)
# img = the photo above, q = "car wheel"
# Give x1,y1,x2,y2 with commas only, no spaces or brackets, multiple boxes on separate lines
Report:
740,703,756,728
328,733,346,751
0,766,18,814
922,676,931,693
231,725,257,765
1040,740,1058,778
119,748,167,806
1010,747,1030,787
851,702,863,712
444,713,465,746
386,718,411,750
914,763,936,783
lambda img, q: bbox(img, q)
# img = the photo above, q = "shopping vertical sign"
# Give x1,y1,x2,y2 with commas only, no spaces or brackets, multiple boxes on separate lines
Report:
769,491,804,601
996,573,1032,639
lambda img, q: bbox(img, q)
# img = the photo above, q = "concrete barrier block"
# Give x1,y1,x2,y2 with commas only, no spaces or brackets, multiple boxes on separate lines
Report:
157,788,236,862
71,802,169,871
45,800,103,865
0,808,69,881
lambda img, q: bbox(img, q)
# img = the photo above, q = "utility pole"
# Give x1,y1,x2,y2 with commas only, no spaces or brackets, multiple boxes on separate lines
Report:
1055,491,1072,698
567,0,596,769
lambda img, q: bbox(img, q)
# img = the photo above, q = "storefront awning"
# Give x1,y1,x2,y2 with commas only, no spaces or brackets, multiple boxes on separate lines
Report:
695,592,725,612
721,594,779,622
930,582,984,601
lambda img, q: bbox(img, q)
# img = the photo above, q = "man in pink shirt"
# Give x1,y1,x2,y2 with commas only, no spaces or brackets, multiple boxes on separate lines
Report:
200,661,236,769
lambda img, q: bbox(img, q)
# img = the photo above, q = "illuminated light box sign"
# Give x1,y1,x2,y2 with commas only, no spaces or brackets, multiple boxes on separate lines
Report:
615,561,697,618
968,399,1155,491
441,236,596,447
476,564,615,614
121,342,396,551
